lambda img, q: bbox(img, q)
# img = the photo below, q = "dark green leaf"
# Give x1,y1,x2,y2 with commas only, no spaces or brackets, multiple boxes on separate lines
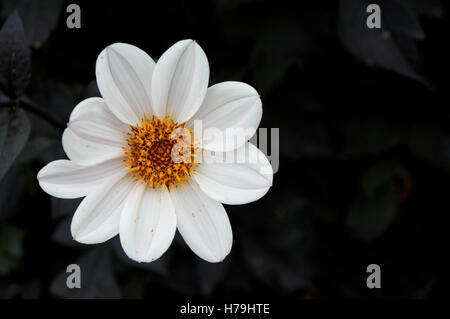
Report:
0,280,40,298
0,225,25,275
0,107,30,182
0,11,31,97
362,163,397,199
347,185,397,242
2,0,64,48
0,90,10,104
18,136,58,163
0,165,25,221
339,0,428,85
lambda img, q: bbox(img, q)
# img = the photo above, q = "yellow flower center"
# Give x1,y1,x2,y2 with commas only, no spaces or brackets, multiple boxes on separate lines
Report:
123,115,199,191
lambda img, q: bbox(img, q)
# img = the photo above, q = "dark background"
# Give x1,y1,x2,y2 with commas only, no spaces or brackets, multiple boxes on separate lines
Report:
0,0,448,299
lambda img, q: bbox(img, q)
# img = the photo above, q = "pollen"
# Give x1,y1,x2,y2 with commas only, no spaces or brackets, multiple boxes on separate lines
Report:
123,115,200,191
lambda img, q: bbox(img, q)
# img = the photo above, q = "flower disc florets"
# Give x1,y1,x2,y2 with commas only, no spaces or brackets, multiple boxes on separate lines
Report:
123,115,199,191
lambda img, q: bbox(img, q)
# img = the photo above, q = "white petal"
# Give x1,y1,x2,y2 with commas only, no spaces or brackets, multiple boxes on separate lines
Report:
96,43,155,125
63,98,127,165
151,39,209,123
189,81,262,152
119,185,176,263
37,158,126,199
194,143,273,205
71,173,135,244
171,181,232,262
68,97,112,121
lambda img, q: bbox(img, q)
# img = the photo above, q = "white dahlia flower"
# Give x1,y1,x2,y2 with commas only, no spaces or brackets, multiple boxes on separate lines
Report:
37,39,273,263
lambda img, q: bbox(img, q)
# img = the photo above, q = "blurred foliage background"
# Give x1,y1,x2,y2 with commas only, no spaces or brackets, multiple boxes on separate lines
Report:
0,0,448,299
